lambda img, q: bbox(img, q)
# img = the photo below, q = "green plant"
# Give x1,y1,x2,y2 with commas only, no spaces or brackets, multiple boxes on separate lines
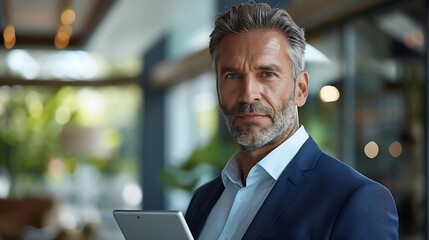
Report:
160,136,237,192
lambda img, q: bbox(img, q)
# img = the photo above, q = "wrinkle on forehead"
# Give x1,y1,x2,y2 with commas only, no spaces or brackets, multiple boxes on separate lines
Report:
216,30,290,71
222,30,285,51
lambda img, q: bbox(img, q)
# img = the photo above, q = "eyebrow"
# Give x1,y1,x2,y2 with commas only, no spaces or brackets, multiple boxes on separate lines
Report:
218,64,282,74
218,66,238,75
256,64,281,71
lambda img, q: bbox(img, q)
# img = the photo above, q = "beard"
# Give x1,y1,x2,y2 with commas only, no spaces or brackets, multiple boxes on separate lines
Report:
221,96,297,150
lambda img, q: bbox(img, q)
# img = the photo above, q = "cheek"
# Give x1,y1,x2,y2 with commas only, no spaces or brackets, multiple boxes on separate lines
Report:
264,85,292,106
217,83,236,107
218,92,234,113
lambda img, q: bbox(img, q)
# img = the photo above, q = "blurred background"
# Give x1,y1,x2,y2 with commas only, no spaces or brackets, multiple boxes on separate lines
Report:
0,0,427,239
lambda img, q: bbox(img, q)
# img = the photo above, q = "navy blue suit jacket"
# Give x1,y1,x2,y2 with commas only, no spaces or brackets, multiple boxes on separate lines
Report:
185,137,398,239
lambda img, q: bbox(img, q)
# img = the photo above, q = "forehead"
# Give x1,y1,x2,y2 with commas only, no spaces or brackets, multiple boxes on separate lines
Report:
216,29,290,66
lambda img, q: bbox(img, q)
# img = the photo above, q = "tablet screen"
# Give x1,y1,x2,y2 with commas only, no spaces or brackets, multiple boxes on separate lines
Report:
113,210,194,240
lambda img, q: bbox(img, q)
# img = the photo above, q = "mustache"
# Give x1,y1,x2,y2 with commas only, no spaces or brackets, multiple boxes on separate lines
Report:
228,102,275,119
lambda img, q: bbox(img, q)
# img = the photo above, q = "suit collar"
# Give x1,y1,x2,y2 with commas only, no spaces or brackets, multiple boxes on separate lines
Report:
258,126,309,180
222,126,310,187
192,177,225,238
243,137,321,239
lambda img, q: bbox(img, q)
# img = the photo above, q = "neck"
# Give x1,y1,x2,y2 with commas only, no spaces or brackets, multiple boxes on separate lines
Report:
237,123,300,186
237,147,272,186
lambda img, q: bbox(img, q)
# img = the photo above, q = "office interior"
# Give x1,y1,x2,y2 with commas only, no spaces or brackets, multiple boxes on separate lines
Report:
0,0,427,239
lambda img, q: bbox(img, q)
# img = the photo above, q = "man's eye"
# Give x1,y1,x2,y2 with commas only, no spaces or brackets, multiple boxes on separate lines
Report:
226,73,238,79
262,72,274,78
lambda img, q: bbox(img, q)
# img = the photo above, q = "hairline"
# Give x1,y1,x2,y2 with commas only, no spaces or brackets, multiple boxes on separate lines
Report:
212,29,299,81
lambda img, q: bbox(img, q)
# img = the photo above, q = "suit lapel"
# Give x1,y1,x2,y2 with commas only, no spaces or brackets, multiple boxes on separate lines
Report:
242,137,321,239
193,177,225,238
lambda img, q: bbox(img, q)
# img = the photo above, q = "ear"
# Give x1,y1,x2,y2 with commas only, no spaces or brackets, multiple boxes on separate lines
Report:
295,71,309,107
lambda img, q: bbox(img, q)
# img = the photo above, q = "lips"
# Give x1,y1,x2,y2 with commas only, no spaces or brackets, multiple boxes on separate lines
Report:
236,113,267,119
234,113,271,126
224,102,275,125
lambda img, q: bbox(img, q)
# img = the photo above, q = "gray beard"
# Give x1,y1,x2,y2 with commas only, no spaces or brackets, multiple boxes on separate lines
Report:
222,97,296,150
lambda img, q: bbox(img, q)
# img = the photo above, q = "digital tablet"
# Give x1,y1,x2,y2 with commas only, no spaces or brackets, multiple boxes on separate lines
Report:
113,210,194,240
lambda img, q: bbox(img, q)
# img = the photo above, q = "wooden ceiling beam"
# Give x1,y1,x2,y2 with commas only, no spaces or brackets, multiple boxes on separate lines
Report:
0,76,137,87
286,0,391,33
78,0,116,46
0,0,115,49
150,48,212,89
2,0,11,25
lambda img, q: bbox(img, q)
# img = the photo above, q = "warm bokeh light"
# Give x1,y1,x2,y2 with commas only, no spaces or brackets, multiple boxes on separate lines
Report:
404,28,424,49
4,38,16,49
55,33,70,49
3,25,15,42
57,31,70,42
3,25,16,49
389,141,402,157
61,9,76,25
319,85,340,102
364,141,379,159
58,24,73,36
56,13,74,49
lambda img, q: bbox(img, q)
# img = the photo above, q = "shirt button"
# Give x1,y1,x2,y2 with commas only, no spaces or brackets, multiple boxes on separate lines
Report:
240,194,248,201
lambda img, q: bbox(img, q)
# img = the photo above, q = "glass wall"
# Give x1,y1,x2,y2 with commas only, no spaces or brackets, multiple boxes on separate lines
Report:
159,1,426,238
304,0,426,238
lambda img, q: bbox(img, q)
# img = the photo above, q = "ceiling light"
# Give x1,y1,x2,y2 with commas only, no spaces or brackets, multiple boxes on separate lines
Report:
364,141,379,159
55,33,70,49
58,25,73,36
61,9,76,25
389,141,402,158
3,25,15,42
376,11,424,54
319,85,340,102
3,25,16,49
404,28,424,49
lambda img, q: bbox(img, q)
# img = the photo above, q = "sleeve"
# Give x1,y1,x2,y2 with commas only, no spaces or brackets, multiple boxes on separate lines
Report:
330,182,399,240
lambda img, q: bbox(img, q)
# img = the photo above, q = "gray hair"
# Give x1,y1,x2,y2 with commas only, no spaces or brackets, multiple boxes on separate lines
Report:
209,1,306,80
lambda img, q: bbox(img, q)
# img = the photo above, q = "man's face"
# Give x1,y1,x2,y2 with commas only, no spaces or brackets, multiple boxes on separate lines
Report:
216,30,308,149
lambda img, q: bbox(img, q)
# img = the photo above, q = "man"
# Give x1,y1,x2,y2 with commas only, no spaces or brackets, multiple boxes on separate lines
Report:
185,2,399,239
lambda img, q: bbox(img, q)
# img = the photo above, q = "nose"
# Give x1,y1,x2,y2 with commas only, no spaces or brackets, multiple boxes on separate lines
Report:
238,76,261,103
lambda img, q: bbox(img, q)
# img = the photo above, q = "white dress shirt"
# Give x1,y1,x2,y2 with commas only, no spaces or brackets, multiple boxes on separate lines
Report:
198,126,309,240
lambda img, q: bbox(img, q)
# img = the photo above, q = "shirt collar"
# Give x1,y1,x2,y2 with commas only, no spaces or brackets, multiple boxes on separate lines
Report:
221,126,309,186
221,151,242,187
258,126,309,180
